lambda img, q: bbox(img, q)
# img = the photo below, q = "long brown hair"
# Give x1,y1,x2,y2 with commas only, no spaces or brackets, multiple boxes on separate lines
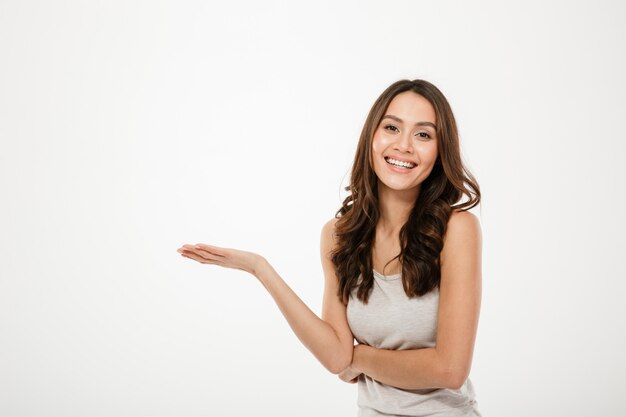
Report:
330,79,480,304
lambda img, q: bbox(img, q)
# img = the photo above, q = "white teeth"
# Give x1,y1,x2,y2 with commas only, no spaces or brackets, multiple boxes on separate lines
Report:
385,157,415,168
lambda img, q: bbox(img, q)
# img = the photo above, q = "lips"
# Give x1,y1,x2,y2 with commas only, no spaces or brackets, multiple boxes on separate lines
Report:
384,156,417,169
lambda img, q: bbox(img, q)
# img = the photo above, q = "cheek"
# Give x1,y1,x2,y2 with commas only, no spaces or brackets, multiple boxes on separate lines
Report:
371,131,395,157
370,134,385,162
424,142,438,162
371,132,384,152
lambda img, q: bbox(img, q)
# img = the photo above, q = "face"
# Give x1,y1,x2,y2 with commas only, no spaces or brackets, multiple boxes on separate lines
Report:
371,91,439,195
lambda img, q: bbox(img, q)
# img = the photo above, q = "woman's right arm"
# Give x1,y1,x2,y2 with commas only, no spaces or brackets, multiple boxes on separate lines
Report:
252,218,355,374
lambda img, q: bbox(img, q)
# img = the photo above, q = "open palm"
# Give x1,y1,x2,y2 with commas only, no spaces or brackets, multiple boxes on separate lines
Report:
177,243,264,276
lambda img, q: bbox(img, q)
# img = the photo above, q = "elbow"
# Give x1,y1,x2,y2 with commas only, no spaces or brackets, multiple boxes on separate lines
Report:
326,356,352,375
437,350,471,390
443,367,470,390
446,374,465,390
327,363,345,375
325,350,353,375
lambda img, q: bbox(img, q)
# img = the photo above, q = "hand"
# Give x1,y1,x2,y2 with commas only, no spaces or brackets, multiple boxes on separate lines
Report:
177,243,265,276
338,365,361,384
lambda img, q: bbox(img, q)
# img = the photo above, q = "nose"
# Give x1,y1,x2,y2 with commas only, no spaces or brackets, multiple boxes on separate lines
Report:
393,130,414,153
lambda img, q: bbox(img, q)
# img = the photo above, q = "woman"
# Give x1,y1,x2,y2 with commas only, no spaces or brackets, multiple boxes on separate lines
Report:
177,79,482,417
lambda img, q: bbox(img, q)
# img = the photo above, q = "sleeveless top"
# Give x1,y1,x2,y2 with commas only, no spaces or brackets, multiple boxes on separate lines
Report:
346,269,482,417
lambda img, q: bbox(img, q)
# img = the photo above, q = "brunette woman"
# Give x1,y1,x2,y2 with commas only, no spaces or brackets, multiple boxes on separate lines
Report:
177,79,482,416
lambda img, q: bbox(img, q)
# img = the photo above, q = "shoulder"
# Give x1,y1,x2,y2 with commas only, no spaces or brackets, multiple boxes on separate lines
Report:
447,209,481,235
320,217,340,252
321,217,339,241
441,210,482,262
323,216,339,230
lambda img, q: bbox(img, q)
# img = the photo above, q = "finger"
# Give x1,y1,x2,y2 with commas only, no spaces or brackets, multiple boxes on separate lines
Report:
179,244,198,253
191,247,224,262
194,243,226,257
181,251,218,265
178,244,220,259
182,244,201,250
180,251,204,262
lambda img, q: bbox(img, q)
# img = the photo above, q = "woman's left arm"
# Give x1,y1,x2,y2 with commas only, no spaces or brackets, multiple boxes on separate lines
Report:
348,211,482,390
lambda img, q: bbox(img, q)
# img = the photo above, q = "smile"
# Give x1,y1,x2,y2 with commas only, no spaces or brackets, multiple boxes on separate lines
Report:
385,156,416,169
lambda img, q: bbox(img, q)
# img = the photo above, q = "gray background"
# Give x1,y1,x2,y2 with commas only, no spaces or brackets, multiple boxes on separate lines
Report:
1,0,625,416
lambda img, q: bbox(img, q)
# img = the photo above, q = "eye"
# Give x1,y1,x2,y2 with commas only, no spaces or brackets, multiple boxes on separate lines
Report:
415,132,432,139
384,124,399,132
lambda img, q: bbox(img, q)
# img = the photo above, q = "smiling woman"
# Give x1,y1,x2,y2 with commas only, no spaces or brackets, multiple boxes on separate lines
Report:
178,79,482,417
371,92,440,192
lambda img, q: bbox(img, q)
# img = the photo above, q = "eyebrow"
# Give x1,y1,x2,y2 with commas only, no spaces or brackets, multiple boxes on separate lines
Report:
382,114,437,131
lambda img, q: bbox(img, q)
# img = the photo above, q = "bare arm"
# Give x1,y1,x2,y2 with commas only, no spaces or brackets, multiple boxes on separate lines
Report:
178,218,354,374
252,265,350,373
349,211,482,390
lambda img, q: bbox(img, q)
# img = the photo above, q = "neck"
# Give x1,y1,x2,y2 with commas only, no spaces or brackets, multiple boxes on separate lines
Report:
376,180,420,237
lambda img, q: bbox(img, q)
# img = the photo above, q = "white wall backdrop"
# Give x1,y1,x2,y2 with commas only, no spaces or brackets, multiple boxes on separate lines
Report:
1,1,625,416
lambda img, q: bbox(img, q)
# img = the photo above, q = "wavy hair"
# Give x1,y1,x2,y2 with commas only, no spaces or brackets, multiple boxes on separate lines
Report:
330,79,480,304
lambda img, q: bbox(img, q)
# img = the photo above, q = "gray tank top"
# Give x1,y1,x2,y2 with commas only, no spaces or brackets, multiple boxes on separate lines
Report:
346,269,482,417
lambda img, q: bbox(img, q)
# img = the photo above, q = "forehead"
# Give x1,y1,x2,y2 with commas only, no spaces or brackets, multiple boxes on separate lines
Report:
385,91,436,124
